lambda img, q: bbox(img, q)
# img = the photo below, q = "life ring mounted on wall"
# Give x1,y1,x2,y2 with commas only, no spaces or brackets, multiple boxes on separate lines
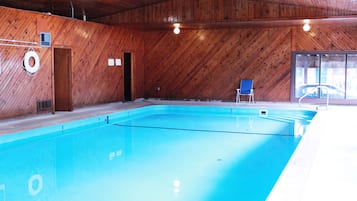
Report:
23,50,40,74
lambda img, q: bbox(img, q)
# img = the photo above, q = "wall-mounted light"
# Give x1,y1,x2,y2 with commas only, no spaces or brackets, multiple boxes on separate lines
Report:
173,23,180,34
303,19,311,32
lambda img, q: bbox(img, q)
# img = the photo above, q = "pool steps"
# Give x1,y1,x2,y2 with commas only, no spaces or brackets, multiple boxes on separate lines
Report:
258,109,311,136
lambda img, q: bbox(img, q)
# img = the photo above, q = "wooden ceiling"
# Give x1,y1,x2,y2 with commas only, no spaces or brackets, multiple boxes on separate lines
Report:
0,0,357,22
0,0,169,20
269,0,357,11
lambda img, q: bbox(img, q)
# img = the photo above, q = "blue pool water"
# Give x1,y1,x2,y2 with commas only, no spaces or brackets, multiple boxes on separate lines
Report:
0,105,316,201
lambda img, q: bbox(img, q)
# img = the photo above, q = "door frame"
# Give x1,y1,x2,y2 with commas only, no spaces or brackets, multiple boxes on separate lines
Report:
52,46,73,113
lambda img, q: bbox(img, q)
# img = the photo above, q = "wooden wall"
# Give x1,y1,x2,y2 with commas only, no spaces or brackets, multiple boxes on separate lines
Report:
143,23,357,102
96,0,357,102
2,1,357,120
293,25,357,51
144,27,293,101
0,6,144,119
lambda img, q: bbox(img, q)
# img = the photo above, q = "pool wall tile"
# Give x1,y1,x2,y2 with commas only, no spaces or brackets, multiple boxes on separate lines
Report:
0,105,316,145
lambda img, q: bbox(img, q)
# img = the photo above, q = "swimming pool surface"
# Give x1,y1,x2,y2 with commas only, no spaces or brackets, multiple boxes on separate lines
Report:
0,105,316,201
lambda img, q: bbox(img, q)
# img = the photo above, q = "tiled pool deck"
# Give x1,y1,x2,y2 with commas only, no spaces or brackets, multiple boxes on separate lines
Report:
0,99,356,200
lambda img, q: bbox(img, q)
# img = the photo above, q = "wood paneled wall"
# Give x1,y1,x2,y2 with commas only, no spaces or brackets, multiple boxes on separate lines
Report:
144,23,357,102
0,6,144,119
94,0,357,103
2,2,357,120
293,25,357,51
144,27,292,101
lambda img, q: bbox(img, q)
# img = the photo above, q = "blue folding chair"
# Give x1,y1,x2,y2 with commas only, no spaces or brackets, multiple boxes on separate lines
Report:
236,80,254,103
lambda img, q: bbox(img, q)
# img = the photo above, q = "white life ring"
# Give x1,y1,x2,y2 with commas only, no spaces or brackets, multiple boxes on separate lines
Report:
24,51,40,74
28,174,43,196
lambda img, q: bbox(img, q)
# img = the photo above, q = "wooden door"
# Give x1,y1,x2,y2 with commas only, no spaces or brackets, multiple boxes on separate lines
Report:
54,48,72,111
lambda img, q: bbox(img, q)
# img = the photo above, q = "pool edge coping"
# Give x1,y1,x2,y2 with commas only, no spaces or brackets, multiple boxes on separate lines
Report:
266,108,325,201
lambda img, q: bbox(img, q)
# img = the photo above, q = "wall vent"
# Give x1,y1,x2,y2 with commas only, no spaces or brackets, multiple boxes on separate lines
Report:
37,100,52,112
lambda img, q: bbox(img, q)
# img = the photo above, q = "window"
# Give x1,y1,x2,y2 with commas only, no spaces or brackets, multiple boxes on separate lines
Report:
346,54,357,99
291,52,357,104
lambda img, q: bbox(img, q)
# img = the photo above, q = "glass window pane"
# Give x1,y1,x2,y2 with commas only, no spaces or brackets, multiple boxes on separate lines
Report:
346,54,357,99
295,54,320,98
320,54,345,99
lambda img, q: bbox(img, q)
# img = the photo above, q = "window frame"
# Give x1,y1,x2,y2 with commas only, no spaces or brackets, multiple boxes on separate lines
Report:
291,51,357,105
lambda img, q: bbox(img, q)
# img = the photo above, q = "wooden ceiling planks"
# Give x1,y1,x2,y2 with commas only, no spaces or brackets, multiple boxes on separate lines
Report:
0,0,169,20
96,0,357,30
268,0,357,12
1,0,357,24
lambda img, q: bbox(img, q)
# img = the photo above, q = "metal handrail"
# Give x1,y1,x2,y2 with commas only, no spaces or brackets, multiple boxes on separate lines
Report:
0,38,41,48
298,85,329,109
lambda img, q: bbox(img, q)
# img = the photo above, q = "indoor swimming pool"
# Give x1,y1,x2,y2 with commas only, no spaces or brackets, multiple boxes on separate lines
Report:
0,105,316,201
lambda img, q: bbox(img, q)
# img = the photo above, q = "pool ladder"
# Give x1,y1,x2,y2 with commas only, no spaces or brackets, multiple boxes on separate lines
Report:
298,85,329,110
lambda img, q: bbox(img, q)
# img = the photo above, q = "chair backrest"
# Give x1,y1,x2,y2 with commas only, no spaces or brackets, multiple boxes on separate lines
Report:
240,80,253,94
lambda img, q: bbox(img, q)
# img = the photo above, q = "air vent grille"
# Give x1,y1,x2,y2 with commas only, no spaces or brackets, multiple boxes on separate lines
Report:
37,100,52,112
